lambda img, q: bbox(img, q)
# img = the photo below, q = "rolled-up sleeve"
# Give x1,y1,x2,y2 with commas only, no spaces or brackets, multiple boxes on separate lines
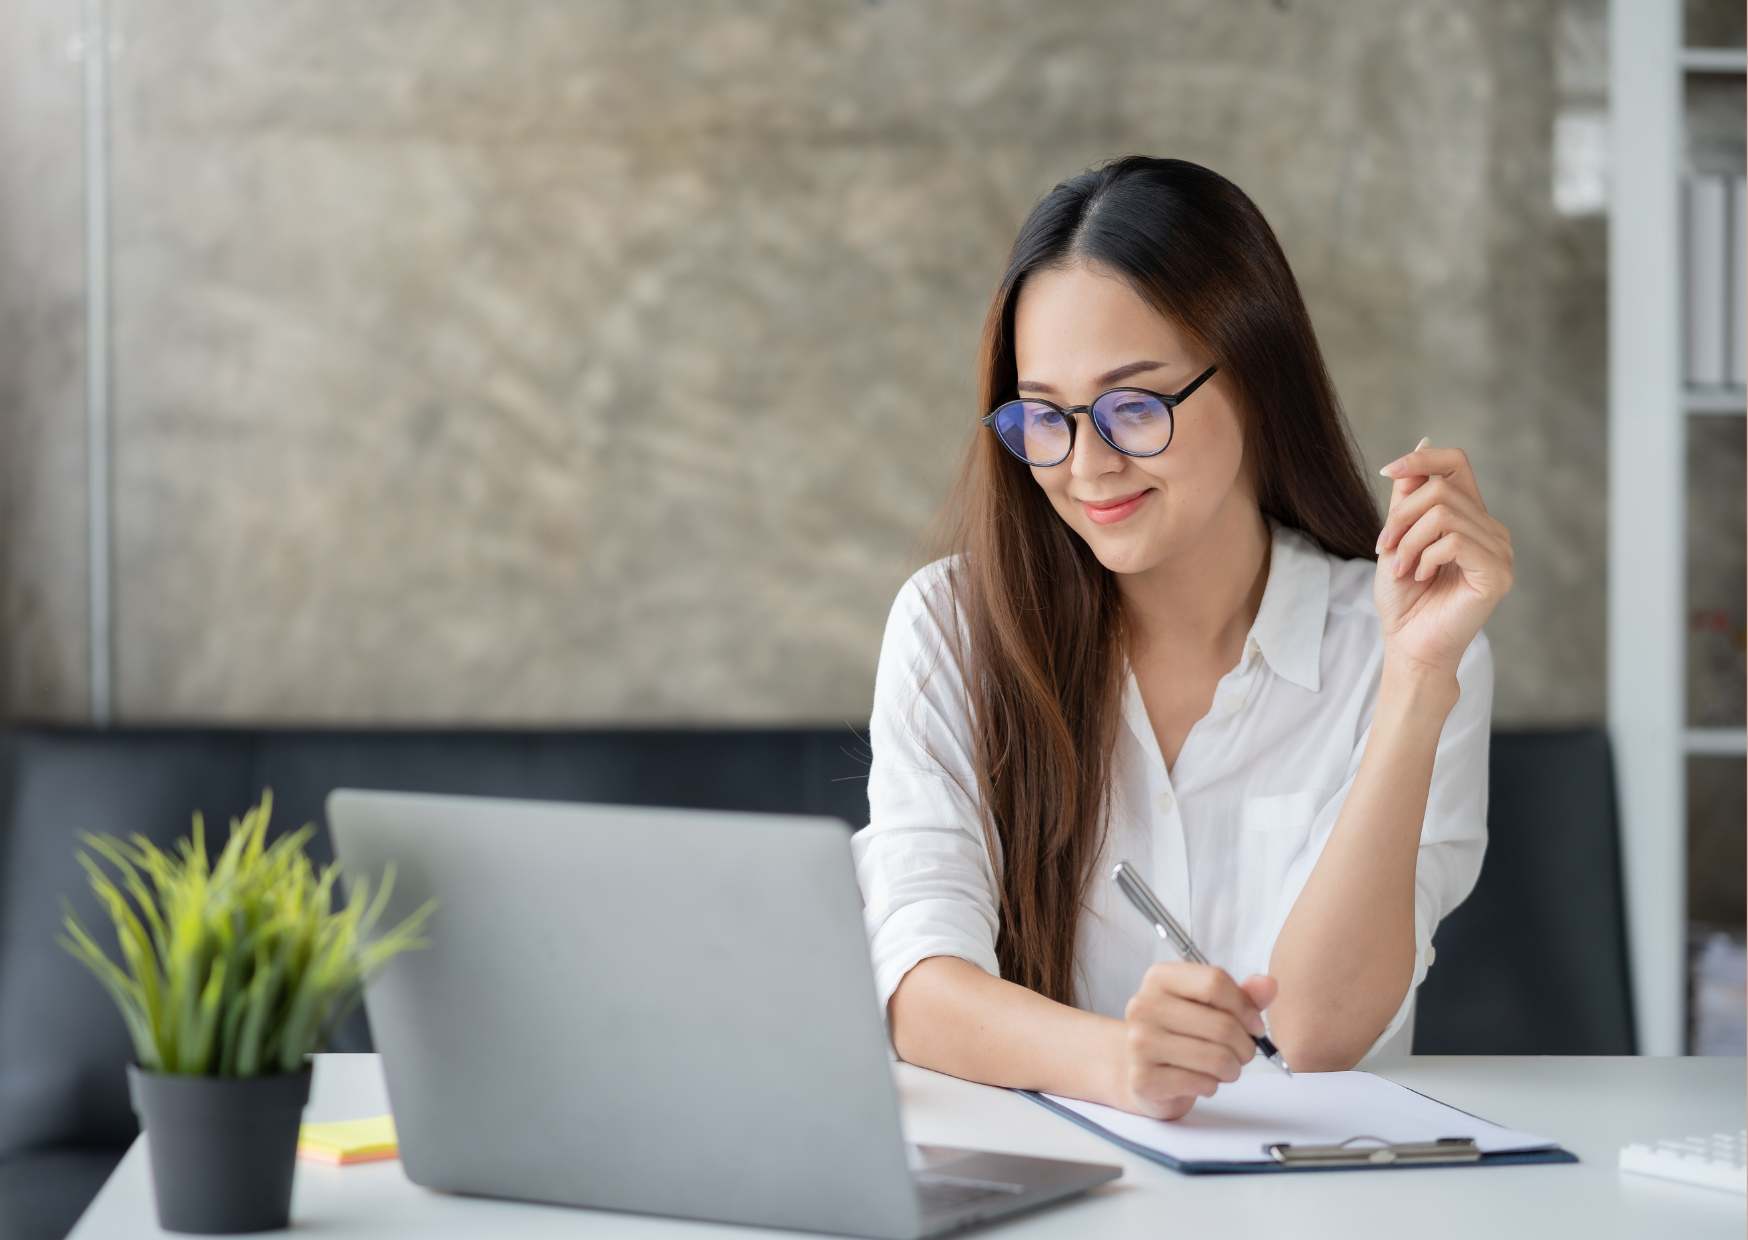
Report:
851,564,1003,1016
1364,631,1493,1057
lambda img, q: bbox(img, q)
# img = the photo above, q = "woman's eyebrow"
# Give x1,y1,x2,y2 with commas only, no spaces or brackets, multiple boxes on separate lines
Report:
1015,360,1167,395
1095,359,1167,386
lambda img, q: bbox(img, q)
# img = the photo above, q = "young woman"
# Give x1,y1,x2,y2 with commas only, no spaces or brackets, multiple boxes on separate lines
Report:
853,157,1513,1120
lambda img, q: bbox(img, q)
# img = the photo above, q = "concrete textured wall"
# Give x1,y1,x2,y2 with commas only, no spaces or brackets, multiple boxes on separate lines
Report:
0,0,90,713
2,0,1614,725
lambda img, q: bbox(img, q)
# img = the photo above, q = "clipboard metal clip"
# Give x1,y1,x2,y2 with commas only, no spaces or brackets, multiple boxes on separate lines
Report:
1266,1136,1481,1167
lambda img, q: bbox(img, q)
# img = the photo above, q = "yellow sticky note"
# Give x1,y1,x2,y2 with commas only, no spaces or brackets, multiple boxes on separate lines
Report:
298,1115,399,1165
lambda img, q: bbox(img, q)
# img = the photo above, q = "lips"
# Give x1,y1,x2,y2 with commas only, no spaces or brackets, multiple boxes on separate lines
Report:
1082,489,1152,526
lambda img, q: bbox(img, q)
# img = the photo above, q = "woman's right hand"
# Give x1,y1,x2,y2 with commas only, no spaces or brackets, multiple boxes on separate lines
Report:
1118,963,1279,1119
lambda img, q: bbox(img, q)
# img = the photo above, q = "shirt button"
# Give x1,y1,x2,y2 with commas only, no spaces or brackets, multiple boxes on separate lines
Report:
1423,944,1438,967
1222,693,1245,713
1155,792,1174,814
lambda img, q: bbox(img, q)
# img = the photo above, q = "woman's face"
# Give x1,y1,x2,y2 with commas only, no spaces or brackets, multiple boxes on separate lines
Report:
1010,262,1255,576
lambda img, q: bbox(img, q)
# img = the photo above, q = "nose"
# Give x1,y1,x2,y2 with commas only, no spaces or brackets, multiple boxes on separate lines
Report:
1067,411,1125,480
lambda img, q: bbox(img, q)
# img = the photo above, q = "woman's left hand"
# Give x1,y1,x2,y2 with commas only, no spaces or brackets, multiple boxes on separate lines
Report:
1372,442,1514,677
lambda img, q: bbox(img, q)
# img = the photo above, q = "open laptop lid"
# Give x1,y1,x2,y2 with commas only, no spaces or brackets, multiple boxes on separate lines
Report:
328,789,923,1239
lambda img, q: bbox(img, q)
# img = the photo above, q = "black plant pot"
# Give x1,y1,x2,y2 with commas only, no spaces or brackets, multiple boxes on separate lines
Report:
127,1065,312,1234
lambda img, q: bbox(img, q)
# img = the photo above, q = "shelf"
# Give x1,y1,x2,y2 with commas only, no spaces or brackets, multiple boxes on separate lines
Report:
1682,47,1748,74
1612,0,1686,1057
1684,728,1748,756
1684,387,1748,414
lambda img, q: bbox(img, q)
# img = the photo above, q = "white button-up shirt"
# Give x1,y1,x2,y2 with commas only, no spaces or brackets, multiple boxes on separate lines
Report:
852,523,1491,1060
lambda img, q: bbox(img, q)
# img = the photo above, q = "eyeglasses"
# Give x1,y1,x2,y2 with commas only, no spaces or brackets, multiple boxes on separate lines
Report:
980,365,1219,468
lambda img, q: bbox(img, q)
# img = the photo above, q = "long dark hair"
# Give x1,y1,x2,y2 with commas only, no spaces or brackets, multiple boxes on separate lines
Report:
936,157,1380,1005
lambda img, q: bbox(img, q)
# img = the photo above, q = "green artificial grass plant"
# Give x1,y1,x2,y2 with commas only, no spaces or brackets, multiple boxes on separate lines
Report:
61,792,434,1078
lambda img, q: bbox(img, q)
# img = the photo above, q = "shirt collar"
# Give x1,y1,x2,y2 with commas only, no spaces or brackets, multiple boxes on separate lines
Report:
1247,522,1331,693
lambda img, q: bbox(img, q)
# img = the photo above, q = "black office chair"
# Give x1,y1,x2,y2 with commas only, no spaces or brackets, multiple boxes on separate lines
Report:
1414,729,1636,1054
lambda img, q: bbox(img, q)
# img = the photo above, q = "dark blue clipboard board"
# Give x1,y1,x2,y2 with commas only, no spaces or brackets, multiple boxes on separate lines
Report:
1019,1090,1578,1175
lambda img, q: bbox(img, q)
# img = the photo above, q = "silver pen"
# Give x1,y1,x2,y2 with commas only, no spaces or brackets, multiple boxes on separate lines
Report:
1111,861,1293,1076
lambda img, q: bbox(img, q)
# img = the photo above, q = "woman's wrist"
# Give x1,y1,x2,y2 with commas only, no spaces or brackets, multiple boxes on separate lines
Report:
1375,651,1461,733
1091,1015,1133,1109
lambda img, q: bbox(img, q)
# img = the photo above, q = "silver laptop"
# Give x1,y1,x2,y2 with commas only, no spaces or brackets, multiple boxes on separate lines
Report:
327,789,1119,1239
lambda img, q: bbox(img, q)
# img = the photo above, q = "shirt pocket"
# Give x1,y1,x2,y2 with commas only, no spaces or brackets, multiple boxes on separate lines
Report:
1235,790,1326,972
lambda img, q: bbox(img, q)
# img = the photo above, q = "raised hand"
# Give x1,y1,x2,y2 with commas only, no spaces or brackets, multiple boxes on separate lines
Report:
1373,442,1514,678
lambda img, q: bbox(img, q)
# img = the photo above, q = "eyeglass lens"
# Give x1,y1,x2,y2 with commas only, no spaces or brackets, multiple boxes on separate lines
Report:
988,388,1174,467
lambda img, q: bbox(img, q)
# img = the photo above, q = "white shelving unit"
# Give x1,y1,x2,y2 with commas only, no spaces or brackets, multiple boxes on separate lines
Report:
1685,727,1748,755
1680,47,1748,73
1684,391,1748,413
1609,2,1746,1058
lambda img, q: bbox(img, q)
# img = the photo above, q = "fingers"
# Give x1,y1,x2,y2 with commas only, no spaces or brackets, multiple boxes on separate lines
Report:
1238,973,1278,1012
1386,494,1514,585
1408,530,1516,595
1125,986,1256,1075
1379,466,1494,549
1138,961,1266,1036
1379,442,1482,506
1128,1019,1247,1086
1379,437,1439,503
1118,963,1268,1117
1387,502,1505,582
1377,474,1511,565
1378,446,1484,551
1127,1060,1223,1119
1371,442,1516,668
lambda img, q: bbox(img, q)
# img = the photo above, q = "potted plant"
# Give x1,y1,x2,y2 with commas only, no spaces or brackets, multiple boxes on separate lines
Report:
61,792,434,1234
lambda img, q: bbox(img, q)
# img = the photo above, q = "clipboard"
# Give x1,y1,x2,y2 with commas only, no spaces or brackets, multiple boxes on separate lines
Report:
1019,1071,1578,1175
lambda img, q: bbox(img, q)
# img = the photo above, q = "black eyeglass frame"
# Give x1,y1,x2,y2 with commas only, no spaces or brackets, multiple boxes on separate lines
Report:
980,364,1220,467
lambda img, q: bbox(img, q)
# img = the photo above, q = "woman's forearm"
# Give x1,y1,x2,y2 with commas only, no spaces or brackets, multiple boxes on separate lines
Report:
1265,655,1460,1070
889,955,1127,1103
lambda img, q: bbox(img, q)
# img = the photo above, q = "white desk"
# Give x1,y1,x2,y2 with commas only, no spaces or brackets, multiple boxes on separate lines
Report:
71,1054,1745,1240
